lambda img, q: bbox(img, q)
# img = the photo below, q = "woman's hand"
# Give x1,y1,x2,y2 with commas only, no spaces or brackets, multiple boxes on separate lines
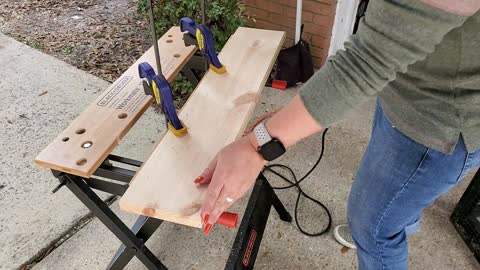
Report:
194,95,322,234
194,134,265,234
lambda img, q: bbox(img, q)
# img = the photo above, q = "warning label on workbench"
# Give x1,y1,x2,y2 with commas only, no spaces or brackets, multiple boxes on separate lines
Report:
97,76,148,113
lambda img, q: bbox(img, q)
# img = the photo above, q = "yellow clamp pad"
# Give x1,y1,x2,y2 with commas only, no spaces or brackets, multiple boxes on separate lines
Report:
151,80,161,105
168,121,188,137
210,64,226,74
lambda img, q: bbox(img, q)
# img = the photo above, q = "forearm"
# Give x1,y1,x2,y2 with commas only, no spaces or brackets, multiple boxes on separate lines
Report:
247,95,322,149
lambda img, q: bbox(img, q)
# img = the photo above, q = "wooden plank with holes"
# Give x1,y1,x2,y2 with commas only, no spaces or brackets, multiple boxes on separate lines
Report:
119,27,286,228
35,27,197,177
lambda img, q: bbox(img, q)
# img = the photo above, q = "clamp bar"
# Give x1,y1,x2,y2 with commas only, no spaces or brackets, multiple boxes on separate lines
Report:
143,0,187,136
147,0,162,75
201,0,206,25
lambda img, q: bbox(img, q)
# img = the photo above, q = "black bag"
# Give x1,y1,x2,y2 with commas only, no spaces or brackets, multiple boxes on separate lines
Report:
273,25,314,87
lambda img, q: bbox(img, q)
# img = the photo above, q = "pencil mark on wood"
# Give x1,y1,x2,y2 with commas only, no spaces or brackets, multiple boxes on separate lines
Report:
180,202,202,216
234,92,257,106
250,40,263,48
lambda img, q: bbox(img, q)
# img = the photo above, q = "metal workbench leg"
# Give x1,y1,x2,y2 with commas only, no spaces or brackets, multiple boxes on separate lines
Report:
225,174,291,270
180,66,201,87
180,54,208,87
62,174,167,270
107,216,163,270
271,189,293,222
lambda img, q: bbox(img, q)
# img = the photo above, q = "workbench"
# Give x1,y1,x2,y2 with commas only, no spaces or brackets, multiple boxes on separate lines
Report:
35,26,290,269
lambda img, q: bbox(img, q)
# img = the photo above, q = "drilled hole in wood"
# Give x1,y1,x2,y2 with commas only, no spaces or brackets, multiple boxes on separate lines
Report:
81,141,93,148
76,158,87,166
118,113,128,119
76,128,86,134
174,54,181,58
166,39,173,43
62,137,69,142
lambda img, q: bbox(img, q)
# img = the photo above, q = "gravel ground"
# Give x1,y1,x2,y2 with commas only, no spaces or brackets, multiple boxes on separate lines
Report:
0,0,150,82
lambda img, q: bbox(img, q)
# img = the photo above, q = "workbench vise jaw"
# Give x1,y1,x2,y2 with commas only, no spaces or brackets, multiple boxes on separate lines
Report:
138,62,156,99
138,62,187,137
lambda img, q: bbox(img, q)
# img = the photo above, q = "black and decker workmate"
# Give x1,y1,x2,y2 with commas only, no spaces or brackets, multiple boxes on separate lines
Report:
34,0,291,269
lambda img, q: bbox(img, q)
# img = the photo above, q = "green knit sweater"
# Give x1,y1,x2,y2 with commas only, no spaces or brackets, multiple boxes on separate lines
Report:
300,0,479,154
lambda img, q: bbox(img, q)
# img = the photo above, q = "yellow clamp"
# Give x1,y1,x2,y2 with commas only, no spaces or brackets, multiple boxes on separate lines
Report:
168,121,188,137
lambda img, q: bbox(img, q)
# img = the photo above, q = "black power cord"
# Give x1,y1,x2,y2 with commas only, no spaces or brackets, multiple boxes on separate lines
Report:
262,128,332,236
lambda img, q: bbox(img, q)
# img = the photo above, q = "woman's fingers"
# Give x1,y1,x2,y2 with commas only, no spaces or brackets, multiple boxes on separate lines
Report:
200,170,224,221
194,155,218,184
202,187,236,235
208,188,236,225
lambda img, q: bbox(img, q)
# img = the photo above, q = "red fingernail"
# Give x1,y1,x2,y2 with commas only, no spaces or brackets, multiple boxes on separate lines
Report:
203,223,213,235
194,176,204,184
203,214,209,225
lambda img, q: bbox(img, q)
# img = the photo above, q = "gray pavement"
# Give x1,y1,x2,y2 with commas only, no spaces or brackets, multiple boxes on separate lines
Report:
0,32,107,269
1,33,479,270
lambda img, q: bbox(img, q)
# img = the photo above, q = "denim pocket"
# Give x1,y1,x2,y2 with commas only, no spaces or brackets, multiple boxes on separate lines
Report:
457,152,475,182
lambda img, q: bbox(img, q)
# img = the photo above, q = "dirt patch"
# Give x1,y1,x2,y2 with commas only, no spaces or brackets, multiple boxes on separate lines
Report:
0,0,150,82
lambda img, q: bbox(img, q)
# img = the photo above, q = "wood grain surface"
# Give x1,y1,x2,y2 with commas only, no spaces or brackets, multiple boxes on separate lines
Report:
119,27,286,228
35,27,197,177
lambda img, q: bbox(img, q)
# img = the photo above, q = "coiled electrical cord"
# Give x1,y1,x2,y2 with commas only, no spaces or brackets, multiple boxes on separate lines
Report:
262,128,332,237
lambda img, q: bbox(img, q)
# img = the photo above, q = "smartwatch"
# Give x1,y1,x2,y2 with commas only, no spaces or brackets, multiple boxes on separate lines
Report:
253,122,286,161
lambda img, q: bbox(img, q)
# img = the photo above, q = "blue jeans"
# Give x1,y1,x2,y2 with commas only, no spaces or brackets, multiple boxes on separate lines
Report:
348,101,480,269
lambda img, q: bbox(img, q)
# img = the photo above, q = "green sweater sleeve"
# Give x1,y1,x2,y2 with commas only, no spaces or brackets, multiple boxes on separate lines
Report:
299,0,468,127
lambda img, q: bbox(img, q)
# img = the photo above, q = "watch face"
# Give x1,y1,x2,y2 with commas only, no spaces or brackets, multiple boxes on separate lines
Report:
260,139,286,161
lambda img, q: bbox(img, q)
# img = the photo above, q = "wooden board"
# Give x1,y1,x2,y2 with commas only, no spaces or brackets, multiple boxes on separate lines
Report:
119,27,286,228
35,27,197,177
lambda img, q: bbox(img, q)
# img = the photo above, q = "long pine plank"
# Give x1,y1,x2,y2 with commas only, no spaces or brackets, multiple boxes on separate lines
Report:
119,27,286,228
35,27,196,177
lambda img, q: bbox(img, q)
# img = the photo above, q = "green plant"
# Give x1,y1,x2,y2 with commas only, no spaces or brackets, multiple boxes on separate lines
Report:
172,74,195,107
137,0,247,107
138,0,246,51
61,45,73,55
